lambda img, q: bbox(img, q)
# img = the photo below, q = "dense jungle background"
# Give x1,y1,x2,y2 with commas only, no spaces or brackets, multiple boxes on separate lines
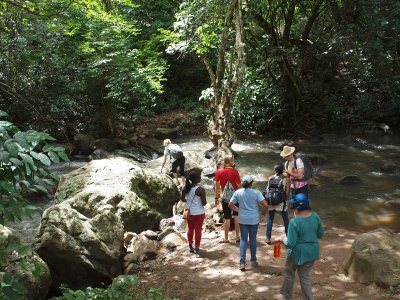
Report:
1,0,399,139
1,1,400,299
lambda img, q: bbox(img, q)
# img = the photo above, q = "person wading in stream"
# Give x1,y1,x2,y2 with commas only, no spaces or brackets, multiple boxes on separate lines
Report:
281,146,309,197
181,171,207,254
160,139,185,188
214,155,241,243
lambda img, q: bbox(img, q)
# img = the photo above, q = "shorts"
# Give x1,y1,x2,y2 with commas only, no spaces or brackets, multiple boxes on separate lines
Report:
291,185,309,197
222,201,239,219
170,156,185,176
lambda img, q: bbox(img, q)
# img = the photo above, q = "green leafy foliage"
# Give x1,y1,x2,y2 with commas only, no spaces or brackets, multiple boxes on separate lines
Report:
0,242,37,299
0,0,172,137
1,0,400,136
0,111,68,224
0,110,65,299
56,275,178,300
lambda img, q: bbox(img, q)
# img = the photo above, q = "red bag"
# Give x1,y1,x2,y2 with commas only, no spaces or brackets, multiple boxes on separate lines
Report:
183,209,190,220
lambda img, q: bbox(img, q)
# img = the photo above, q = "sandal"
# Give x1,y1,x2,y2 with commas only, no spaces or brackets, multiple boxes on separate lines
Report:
219,239,230,243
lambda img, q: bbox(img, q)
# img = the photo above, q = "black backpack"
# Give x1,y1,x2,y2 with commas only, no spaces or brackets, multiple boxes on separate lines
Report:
285,154,313,181
265,174,285,206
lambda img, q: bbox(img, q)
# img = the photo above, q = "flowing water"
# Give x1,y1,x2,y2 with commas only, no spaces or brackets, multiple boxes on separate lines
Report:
179,135,400,233
7,135,400,242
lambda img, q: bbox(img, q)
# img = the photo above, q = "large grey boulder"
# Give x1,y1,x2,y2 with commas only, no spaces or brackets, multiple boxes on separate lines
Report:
125,234,158,262
35,157,180,290
54,157,180,232
342,228,400,288
0,225,51,300
35,205,123,290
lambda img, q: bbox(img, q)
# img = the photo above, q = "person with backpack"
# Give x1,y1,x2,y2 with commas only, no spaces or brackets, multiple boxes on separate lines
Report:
161,139,185,187
229,175,269,271
214,155,241,243
181,171,207,254
274,193,324,300
264,163,290,245
280,145,311,197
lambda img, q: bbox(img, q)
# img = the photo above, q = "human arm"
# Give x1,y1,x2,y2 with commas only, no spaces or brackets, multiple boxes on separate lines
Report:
317,214,324,239
285,158,304,180
259,199,268,223
228,201,239,212
287,167,304,180
283,222,297,249
284,177,290,198
260,199,268,215
195,187,207,206
181,189,186,202
228,192,240,212
214,181,222,205
160,153,168,173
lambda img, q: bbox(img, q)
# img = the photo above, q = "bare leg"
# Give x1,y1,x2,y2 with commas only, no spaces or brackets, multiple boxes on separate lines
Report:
224,218,231,241
234,215,240,239
180,176,185,187
173,172,180,186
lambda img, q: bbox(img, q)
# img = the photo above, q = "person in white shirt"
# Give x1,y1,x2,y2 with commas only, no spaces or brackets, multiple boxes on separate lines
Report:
181,171,207,254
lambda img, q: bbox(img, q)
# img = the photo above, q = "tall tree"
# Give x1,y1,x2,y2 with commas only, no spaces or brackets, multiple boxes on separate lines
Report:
168,0,246,157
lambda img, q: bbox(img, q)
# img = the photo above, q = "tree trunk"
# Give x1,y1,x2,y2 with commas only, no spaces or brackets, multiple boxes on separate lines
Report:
204,0,246,160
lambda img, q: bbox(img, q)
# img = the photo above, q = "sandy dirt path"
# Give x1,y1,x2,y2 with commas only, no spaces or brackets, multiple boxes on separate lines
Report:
131,225,397,299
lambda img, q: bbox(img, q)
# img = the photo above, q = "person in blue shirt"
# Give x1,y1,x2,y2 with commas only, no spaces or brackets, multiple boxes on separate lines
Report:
229,175,268,271
274,193,324,300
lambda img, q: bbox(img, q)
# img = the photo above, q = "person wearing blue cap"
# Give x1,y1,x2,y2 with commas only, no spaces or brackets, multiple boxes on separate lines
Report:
274,193,324,300
229,175,269,271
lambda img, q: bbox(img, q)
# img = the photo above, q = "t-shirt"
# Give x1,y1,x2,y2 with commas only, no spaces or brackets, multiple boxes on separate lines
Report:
283,212,324,265
214,167,240,191
287,157,307,189
164,144,182,161
230,188,265,225
185,186,205,216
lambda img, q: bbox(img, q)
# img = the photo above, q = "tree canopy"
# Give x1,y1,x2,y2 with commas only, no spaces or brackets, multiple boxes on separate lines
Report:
0,0,399,140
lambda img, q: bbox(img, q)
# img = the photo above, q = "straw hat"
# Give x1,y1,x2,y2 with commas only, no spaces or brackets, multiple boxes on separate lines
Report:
280,145,295,158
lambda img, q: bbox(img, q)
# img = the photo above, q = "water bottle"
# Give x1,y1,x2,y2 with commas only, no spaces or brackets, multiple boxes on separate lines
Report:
274,242,281,258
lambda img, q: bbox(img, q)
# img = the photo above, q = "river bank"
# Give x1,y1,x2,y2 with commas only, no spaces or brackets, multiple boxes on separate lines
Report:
130,225,397,299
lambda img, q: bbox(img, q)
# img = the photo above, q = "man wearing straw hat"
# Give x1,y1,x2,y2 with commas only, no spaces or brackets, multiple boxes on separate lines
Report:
280,145,309,197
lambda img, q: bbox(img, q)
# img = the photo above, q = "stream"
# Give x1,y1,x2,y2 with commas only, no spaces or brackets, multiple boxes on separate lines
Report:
181,135,400,232
7,134,400,242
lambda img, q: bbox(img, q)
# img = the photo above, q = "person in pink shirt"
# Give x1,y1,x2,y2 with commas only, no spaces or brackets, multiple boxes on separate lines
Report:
280,146,309,197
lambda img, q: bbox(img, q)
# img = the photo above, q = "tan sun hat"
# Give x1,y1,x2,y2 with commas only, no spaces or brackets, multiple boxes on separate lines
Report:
280,145,295,157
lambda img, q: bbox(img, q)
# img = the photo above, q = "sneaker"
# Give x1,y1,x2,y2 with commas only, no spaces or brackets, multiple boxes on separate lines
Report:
251,261,258,268
189,245,194,253
239,263,245,271
194,248,201,254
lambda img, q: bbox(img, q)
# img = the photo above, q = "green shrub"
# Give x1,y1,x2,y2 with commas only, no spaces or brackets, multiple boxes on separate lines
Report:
56,275,178,300
0,110,68,299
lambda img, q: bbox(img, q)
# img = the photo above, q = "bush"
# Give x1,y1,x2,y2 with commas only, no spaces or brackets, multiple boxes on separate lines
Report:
56,275,178,300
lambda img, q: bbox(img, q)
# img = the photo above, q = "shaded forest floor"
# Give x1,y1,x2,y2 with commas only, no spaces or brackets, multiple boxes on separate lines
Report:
132,225,398,300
